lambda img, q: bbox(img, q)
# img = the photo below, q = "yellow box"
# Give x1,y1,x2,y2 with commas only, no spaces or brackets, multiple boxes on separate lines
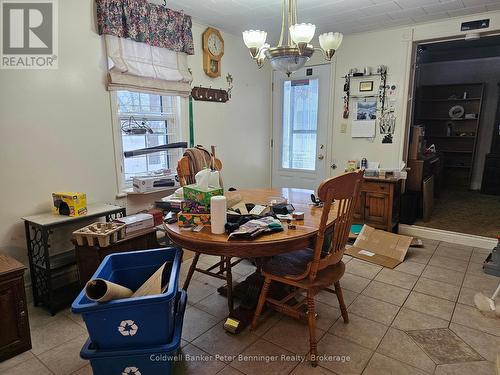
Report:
52,192,87,217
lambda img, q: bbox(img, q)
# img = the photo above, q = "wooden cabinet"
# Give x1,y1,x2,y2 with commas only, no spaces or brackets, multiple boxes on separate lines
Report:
0,254,31,361
354,178,401,232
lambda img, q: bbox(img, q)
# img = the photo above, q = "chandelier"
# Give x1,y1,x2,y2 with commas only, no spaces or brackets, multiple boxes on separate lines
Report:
242,0,343,76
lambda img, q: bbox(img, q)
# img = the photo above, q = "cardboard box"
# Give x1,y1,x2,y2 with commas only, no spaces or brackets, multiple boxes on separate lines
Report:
115,214,154,235
177,213,211,227
345,225,413,268
183,184,223,207
52,192,87,217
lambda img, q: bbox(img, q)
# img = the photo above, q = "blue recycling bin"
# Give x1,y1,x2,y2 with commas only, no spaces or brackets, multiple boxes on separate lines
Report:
81,290,187,375
72,247,182,350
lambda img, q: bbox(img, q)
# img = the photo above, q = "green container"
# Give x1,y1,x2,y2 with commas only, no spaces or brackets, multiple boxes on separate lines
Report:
183,184,224,207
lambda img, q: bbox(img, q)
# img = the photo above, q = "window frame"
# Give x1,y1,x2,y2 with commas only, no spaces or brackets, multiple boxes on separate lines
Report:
110,91,189,195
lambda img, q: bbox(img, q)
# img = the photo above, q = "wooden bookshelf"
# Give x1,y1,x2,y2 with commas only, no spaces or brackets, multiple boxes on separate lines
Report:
415,83,485,189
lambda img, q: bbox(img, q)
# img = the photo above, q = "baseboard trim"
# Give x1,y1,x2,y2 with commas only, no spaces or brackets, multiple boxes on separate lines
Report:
399,224,496,249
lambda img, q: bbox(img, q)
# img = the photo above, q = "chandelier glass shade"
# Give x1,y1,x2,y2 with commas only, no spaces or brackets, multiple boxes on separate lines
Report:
242,0,343,76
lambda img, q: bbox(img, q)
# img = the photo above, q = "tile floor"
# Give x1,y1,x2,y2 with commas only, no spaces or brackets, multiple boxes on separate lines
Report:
2,239,499,375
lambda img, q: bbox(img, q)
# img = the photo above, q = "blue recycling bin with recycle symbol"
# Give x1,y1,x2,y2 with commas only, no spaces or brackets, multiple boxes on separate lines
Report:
72,247,183,350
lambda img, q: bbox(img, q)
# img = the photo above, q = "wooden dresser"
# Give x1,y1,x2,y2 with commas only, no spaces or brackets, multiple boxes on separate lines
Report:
353,177,402,232
0,254,31,361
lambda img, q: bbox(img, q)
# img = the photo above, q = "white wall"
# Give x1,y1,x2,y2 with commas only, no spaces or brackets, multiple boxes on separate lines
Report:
0,0,271,273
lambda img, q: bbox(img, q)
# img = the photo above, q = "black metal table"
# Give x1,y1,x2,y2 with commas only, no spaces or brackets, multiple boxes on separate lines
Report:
22,203,126,315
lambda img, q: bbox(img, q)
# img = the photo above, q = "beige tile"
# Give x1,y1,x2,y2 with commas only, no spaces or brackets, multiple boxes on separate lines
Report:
193,322,259,359
339,272,371,293
345,259,382,279
414,277,460,302
315,288,358,309
465,261,486,276
363,352,428,375
403,291,455,321
3,358,52,375
28,304,66,329
0,350,34,371
469,248,490,264
374,269,418,290
217,366,245,375
264,317,326,355
186,279,218,304
194,272,231,288
421,238,440,248
342,254,353,263
37,335,88,375
251,309,283,336
434,246,472,262
463,273,500,291
232,259,257,277
195,291,232,320
458,286,500,307
315,301,342,331
330,313,388,350
289,361,336,374
405,248,433,265
182,306,221,342
30,315,86,355
348,295,400,325
377,328,436,373
71,364,93,375
317,333,373,374
231,339,299,375
362,280,410,306
452,303,500,337
450,322,500,362
421,265,464,286
175,344,226,375
392,307,449,331
434,361,495,375
428,255,468,273
438,242,474,253
394,261,426,276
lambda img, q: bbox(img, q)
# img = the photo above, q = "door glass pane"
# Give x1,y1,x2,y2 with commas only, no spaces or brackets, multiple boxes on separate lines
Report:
281,78,319,170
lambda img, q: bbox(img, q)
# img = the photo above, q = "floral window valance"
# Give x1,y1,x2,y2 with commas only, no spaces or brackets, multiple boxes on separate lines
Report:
96,0,194,55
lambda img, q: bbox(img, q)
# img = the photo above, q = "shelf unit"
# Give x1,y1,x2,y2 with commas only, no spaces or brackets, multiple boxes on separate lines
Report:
415,83,485,189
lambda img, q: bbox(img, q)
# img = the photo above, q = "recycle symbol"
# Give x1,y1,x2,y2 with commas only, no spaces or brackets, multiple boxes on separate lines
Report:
122,367,141,375
118,319,139,336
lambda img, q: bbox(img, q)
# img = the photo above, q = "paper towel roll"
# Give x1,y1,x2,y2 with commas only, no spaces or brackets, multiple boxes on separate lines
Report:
85,278,133,302
210,196,227,234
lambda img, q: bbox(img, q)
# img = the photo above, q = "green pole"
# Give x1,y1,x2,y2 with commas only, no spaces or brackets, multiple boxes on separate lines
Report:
189,96,194,147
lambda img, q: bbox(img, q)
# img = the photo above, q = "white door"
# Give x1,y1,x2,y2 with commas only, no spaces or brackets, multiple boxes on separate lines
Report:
272,64,331,190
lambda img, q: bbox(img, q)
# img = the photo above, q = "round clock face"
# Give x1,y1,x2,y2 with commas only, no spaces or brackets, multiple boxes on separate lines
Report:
207,33,223,57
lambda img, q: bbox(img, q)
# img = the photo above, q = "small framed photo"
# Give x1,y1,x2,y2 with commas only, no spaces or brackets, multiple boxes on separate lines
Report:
359,81,374,92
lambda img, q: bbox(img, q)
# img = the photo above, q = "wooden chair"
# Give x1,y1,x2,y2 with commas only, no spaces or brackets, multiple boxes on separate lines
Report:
251,171,364,366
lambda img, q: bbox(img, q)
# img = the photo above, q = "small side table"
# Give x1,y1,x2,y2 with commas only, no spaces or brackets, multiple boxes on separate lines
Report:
22,203,126,315
0,254,31,361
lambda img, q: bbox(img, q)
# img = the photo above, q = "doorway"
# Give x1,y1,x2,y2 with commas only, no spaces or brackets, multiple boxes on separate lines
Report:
271,64,331,189
405,35,500,238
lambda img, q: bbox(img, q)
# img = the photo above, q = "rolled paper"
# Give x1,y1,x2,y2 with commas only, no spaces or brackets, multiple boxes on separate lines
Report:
211,195,227,234
85,278,133,302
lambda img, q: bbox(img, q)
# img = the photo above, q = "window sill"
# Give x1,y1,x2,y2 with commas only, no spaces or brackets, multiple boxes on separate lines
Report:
116,186,178,199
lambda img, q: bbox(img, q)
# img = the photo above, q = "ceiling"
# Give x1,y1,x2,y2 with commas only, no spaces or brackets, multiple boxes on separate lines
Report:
159,0,500,41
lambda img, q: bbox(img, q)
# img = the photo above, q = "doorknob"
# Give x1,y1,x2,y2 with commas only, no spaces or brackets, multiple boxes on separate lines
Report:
331,163,337,169
318,155,324,160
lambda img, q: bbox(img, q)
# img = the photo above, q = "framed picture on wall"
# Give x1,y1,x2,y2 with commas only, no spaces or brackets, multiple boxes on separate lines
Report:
359,81,374,92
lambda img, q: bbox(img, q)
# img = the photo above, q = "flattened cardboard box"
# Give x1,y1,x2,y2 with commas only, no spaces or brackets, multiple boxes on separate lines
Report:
345,225,413,268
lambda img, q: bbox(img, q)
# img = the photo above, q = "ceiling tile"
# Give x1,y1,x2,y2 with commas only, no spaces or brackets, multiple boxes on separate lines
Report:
423,0,466,14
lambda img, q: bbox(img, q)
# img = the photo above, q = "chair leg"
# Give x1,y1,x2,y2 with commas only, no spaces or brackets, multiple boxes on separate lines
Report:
334,281,349,323
225,257,234,315
183,252,200,290
251,277,271,330
307,291,318,367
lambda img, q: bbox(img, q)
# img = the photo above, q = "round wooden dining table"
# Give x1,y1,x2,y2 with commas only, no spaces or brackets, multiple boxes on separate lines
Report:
164,188,338,331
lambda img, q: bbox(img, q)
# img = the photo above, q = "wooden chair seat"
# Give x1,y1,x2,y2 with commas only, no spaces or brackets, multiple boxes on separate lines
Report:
262,248,314,277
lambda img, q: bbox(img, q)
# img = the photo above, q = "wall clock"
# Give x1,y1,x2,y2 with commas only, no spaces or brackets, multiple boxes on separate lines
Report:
202,27,224,78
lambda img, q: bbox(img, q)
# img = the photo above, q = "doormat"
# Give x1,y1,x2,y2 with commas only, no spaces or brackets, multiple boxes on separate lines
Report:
407,328,483,364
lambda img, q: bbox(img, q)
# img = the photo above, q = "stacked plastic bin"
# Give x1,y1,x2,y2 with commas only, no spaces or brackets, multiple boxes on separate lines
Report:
72,247,185,375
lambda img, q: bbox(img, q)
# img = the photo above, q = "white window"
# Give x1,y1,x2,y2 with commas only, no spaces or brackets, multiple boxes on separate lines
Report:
111,90,186,192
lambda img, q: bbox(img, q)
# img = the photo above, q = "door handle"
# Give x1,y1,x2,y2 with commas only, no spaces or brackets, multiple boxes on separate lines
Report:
318,155,324,160
331,163,337,169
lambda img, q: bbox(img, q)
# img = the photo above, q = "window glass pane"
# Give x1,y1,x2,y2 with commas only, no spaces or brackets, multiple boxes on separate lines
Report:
281,78,319,170
116,91,183,185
